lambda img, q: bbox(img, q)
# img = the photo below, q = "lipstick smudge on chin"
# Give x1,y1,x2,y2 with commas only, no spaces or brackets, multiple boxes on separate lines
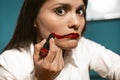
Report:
51,32,79,39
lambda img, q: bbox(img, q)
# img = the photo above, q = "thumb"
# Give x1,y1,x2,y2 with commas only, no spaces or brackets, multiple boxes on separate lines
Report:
33,39,46,63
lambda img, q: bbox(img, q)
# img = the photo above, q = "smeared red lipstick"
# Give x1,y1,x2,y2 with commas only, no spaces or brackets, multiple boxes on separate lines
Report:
40,32,79,58
51,32,79,39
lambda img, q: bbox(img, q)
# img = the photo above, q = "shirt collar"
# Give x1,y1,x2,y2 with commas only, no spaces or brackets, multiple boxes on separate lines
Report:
65,48,79,67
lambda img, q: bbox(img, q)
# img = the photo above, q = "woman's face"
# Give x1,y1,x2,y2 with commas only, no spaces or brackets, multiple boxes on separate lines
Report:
35,0,86,50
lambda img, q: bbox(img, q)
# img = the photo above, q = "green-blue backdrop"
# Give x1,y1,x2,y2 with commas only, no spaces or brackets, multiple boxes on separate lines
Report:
0,0,120,80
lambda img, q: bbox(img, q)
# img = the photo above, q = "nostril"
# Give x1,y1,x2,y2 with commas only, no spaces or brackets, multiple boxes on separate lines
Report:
68,25,80,30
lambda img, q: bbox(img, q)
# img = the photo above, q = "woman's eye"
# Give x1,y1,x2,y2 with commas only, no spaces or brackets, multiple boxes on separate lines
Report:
55,8,66,16
77,9,85,16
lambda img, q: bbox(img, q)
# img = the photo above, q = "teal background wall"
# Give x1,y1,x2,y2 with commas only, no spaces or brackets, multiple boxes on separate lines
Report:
0,0,23,52
85,19,120,54
0,0,120,80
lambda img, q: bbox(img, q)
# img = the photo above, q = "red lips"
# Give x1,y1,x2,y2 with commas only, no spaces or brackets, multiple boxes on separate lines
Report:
51,32,79,39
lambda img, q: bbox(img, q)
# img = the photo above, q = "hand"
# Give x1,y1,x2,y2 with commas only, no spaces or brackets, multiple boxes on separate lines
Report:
33,38,64,80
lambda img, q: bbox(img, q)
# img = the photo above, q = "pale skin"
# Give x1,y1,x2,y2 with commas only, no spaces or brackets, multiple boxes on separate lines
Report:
33,0,86,80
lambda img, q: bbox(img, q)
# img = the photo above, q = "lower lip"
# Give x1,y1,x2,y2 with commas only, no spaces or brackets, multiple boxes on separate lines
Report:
51,32,79,39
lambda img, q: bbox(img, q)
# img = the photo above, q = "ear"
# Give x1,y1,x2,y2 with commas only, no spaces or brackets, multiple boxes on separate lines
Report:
34,20,37,28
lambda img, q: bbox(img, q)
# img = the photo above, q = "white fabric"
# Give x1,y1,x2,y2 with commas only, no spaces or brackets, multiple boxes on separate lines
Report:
0,37,120,80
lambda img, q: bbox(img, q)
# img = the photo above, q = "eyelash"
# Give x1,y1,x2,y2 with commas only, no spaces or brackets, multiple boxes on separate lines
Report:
55,7,85,16
55,7,67,16
76,9,85,16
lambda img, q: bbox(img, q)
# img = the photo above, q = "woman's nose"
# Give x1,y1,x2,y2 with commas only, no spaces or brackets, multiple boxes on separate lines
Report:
68,14,80,30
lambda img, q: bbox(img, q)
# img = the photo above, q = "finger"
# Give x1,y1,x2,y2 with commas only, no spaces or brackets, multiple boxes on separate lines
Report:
33,39,46,63
44,38,57,63
58,51,64,70
52,47,61,64
50,47,60,72
50,47,62,72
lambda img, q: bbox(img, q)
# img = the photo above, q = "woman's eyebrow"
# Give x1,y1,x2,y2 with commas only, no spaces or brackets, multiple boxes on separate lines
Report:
77,4,86,9
52,3,85,10
51,3,71,8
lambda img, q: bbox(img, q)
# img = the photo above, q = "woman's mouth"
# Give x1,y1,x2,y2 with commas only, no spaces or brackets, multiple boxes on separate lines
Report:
51,32,79,39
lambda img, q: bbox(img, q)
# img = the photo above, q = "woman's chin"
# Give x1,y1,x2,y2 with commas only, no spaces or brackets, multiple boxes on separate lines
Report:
63,43,78,50
56,39,79,50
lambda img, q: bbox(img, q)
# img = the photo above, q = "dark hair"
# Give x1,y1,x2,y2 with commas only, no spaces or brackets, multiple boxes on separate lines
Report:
3,0,88,51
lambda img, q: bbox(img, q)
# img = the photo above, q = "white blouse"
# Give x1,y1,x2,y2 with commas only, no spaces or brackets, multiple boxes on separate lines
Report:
0,37,120,80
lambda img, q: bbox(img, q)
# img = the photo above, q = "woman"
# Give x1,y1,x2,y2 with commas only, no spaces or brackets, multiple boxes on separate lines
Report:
0,0,120,80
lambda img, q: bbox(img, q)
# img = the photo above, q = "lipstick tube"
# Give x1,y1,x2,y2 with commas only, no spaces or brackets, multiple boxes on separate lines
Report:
40,33,55,58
